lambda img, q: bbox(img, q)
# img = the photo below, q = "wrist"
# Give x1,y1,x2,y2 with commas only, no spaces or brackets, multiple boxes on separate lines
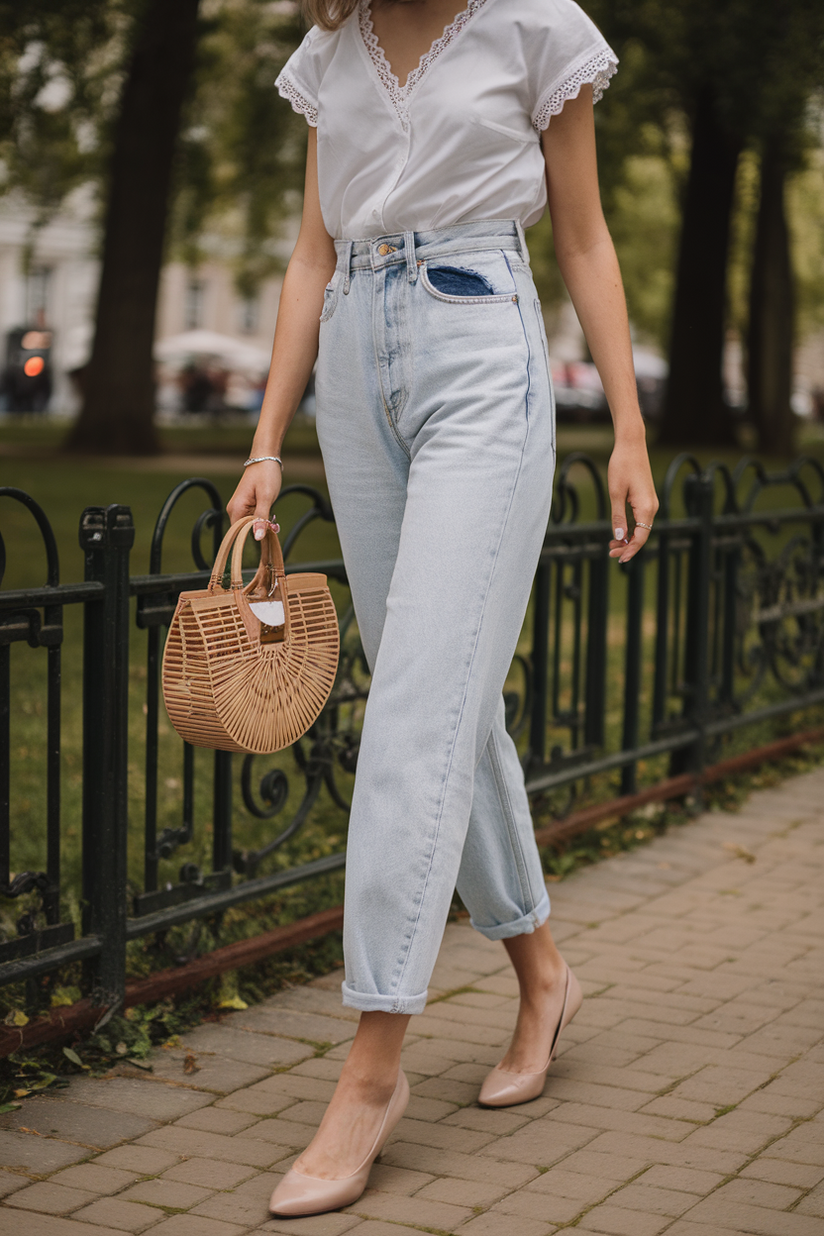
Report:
250,439,284,457
611,411,647,447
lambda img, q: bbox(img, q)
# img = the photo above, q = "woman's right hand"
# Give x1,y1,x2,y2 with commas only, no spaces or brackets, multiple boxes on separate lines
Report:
226,459,283,540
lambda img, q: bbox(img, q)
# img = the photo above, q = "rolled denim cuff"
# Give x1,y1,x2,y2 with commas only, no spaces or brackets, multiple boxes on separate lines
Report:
469,887,551,941
341,981,429,1015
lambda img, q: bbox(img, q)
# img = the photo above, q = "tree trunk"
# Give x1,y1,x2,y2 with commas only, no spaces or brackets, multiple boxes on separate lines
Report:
659,88,742,447
65,0,201,455
747,143,795,457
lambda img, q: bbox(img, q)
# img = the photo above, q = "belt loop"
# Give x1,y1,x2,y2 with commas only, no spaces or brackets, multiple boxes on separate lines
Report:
404,230,417,283
342,240,353,294
515,220,529,265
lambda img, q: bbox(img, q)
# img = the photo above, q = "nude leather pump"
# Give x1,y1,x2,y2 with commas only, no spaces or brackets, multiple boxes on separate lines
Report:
478,965,582,1108
268,1069,410,1217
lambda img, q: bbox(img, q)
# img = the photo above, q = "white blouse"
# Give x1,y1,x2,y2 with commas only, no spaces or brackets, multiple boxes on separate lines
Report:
276,0,618,241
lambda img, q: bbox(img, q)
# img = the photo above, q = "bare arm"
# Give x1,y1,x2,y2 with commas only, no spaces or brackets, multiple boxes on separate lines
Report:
227,127,336,534
541,88,658,562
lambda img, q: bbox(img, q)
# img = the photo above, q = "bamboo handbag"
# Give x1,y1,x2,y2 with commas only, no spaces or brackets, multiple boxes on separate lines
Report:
162,515,339,754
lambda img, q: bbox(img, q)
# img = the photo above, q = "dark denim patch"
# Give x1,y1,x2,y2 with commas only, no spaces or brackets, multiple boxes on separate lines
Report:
427,265,495,296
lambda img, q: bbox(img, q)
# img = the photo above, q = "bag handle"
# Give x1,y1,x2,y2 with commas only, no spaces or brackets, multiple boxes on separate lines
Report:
208,517,289,636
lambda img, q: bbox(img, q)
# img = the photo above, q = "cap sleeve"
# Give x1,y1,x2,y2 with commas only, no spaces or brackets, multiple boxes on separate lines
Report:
275,27,323,127
528,0,618,132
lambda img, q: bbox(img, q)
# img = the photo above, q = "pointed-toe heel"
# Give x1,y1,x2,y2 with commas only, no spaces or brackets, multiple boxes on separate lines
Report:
479,964,582,1108
268,1069,410,1217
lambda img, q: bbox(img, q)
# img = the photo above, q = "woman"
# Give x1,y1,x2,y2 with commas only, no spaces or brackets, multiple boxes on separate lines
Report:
227,0,658,1217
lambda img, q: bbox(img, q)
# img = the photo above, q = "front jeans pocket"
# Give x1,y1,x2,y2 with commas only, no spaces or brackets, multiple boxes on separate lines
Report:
420,262,517,306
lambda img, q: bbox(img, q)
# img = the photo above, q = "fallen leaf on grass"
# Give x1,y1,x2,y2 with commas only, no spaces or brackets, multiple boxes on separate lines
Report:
4,1010,28,1027
63,1047,89,1070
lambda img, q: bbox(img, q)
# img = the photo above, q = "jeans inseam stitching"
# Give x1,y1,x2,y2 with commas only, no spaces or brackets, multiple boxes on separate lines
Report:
486,727,536,916
390,378,533,1002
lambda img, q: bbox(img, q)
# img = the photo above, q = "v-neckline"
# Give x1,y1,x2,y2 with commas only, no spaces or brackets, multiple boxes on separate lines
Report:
359,0,490,106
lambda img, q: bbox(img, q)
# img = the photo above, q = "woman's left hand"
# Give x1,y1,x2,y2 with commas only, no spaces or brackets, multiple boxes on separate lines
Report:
607,436,659,563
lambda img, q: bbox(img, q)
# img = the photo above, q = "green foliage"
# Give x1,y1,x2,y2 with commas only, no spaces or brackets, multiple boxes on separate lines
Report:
0,0,306,289
0,0,116,235
168,0,308,291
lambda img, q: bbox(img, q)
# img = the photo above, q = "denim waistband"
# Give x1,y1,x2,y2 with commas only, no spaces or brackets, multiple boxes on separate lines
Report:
334,219,529,281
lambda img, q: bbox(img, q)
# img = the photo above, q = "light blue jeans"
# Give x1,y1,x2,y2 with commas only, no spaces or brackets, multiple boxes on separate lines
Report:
314,220,556,1015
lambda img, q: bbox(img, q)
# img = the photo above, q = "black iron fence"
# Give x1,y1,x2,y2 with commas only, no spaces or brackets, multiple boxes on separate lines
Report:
3,452,824,1013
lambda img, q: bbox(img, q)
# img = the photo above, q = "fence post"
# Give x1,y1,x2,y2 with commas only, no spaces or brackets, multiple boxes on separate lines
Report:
620,552,645,794
80,505,134,1009
675,474,714,789
528,557,551,769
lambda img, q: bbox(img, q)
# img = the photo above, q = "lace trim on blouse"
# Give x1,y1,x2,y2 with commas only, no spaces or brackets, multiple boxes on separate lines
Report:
359,0,490,126
533,48,617,131
275,71,319,127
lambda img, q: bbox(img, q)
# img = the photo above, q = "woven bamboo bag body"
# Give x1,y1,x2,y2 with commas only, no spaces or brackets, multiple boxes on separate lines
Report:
162,516,339,754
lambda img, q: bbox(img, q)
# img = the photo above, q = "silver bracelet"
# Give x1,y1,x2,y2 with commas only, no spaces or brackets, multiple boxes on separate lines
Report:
244,455,283,470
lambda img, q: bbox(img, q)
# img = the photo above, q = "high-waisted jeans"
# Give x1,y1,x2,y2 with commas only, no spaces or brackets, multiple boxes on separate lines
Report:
314,219,556,1014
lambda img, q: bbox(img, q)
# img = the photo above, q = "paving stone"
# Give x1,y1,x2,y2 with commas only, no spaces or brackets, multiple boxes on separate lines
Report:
740,1158,824,1189
231,1008,356,1046
141,1216,247,1236
58,1078,213,1121
576,1203,672,1235
50,1164,140,1194
707,1177,804,1209
639,1095,716,1122
440,1106,531,1135
71,1196,161,1231
683,1195,824,1235
455,1214,557,1236
0,1170,30,1198
178,1024,314,1067
414,1175,512,1207
490,1186,583,1224
0,1131,89,1173
632,1165,726,1194
3,1098,155,1149
172,1107,259,1134
4,1181,97,1214
680,1108,792,1153
147,1051,271,1093
478,1118,597,1166
386,1117,493,1154
0,1211,126,1236
380,1142,539,1187
796,1184,824,1218
260,1213,362,1235
119,1177,214,1208
579,1130,749,1175
134,1125,292,1167
93,1145,181,1174
608,1182,701,1217
344,1189,473,1229
160,1158,257,1190
525,1166,624,1204
234,1115,315,1149
365,1163,435,1195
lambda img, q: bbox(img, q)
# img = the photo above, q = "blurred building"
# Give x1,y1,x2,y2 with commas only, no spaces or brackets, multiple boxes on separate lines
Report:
0,192,288,417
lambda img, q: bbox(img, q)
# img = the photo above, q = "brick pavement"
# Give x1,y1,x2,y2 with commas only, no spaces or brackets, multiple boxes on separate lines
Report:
2,769,823,1235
